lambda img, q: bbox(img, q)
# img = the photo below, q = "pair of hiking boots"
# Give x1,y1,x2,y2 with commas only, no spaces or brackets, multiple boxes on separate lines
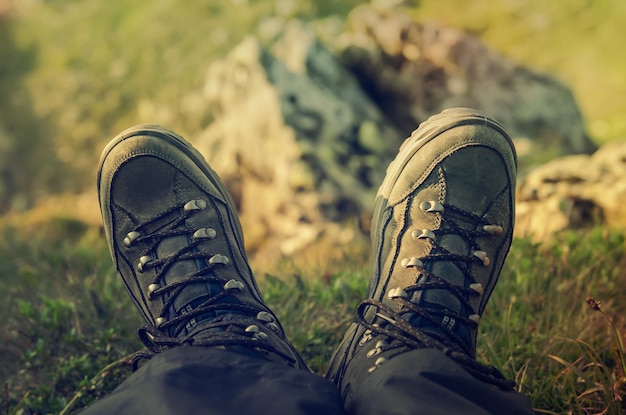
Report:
97,108,517,396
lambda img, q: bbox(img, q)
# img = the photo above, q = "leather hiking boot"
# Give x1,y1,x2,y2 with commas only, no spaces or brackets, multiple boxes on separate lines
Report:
98,125,308,370
327,108,517,392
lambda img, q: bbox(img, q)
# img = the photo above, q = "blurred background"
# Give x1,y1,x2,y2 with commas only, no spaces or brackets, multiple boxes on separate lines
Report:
2,3,626,412
0,0,624,214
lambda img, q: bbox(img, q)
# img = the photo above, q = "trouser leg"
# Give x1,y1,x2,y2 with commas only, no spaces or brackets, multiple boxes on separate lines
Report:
79,346,347,415
344,349,534,415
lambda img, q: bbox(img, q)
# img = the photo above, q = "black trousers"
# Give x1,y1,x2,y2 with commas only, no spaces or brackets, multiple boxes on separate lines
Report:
79,347,534,415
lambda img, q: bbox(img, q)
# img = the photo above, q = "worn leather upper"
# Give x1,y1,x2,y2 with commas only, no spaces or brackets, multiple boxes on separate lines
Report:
98,125,308,369
327,108,517,394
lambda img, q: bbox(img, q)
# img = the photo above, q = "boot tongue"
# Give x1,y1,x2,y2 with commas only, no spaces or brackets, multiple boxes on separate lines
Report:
405,232,472,349
156,235,237,336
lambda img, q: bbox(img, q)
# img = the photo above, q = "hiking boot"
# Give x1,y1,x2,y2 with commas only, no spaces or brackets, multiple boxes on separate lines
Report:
98,125,308,370
326,108,517,392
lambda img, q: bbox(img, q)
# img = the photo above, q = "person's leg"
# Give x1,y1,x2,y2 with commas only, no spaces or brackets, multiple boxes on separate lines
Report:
81,125,345,415
81,347,344,415
326,108,534,415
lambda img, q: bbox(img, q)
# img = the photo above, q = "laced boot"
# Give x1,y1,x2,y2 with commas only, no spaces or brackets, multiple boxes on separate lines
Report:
98,125,308,370
326,108,517,396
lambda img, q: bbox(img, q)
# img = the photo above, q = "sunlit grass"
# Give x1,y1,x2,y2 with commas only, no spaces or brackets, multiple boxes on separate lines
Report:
479,229,626,413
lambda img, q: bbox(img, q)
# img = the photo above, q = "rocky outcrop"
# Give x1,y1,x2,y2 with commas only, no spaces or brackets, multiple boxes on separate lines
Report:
193,24,402,263
516,140,626,238
337,5,596,157
187,8,601,263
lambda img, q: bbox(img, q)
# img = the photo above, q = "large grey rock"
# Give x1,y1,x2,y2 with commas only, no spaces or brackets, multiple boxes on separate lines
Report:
193,24,402,264
516,140,626,238
337,5,596,158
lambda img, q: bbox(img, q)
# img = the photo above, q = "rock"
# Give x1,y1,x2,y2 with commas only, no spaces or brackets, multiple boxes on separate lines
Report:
188,12,605,263
193,24,402,264
337,5,596,158
516,140,626,238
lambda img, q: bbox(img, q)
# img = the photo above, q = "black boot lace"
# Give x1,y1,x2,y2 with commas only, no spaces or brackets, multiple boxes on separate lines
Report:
123,198,297,369
358,200,515,389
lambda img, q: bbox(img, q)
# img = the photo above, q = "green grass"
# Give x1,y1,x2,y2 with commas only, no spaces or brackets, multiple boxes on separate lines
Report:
0,217,141,414
480,229,626,413
1,213,625,414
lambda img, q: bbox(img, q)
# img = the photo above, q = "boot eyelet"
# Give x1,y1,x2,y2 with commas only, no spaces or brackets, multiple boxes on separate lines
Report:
184,199,207,211
419,200,444,213
148,283,160,295
367,356,387,373
138,256,151,272
366,347,381,358
411,229,436,240
400,257,423,268
124,231,141,247
359,330,373,346
469,283,484,295
256,311,276,323
388,287,408,299
192,228,217,240
255,332,269,340
473,251,490,266
209,254,230,265
224,279,244,291
483,225,504,236
245,325,260,334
